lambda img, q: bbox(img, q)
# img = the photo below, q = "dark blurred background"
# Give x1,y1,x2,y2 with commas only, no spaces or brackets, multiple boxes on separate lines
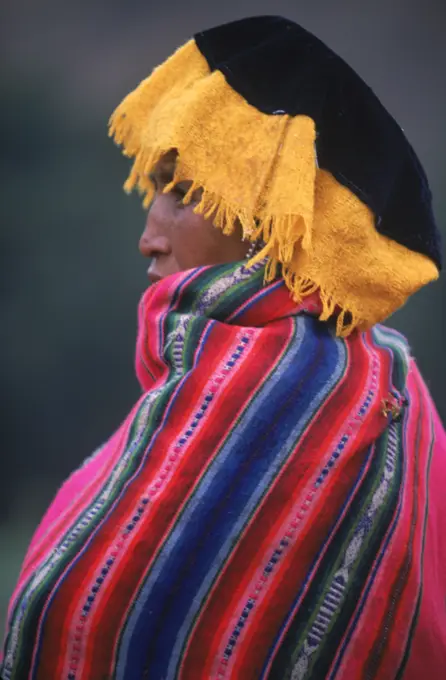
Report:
1,0,445,628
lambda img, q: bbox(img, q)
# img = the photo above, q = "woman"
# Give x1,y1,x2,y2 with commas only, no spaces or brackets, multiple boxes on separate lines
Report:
2,16,445,680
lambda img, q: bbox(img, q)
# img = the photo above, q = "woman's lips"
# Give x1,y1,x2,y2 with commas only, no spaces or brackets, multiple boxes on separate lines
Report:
147,269,163,284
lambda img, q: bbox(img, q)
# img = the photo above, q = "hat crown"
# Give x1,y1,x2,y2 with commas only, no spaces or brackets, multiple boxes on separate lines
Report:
195,15,442,269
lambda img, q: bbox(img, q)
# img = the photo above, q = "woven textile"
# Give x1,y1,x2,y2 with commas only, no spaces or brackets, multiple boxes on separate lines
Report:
2,262,446,679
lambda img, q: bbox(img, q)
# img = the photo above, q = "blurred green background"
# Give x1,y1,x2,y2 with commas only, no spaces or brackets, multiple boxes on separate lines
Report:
1,0,445,632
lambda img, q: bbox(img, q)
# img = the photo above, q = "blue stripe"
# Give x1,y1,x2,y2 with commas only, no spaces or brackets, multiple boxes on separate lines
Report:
115,318,346,679
227,279,284,322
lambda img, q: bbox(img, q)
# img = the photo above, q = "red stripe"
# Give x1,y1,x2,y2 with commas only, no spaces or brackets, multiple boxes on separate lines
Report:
180,332,389,678
35,322,289,678
367,368,434,678
331,363,424,678
403,364,446,678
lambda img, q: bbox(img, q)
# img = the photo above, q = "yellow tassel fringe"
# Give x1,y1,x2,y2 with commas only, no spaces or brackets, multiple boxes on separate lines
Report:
109,39,439,336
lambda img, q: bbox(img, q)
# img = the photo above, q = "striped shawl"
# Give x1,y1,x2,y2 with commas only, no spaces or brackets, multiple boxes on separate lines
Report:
2,261,446,679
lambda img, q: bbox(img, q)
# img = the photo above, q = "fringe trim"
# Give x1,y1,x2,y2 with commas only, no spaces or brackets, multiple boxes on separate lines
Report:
280,266,367,337
110,113,378,338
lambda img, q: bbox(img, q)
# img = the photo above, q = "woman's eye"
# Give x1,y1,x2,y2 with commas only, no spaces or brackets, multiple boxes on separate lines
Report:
173,185,187,203
148,173,194,206
149,173,159,190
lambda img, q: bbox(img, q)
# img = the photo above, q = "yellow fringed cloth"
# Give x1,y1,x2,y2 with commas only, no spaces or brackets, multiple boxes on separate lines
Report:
109,34,439,335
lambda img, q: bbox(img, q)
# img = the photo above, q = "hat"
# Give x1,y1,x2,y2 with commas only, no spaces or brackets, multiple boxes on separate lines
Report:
109,15,441,335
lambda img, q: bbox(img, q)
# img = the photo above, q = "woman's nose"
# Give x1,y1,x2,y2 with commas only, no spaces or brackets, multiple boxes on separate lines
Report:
138,204,171,259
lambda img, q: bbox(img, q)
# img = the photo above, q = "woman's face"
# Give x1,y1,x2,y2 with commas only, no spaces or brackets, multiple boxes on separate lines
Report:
139,151,249,283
